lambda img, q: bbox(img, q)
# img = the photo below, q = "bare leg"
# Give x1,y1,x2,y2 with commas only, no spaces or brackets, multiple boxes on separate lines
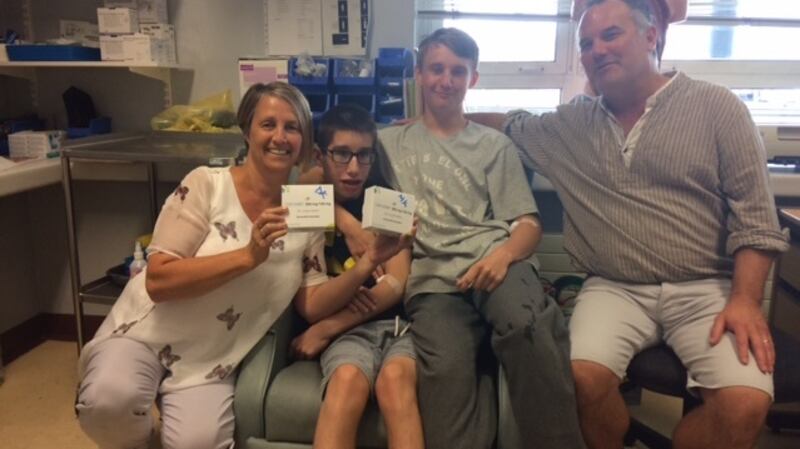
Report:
313,364,371,449
673,386,770,449
572,360,627,449
375,357,425,449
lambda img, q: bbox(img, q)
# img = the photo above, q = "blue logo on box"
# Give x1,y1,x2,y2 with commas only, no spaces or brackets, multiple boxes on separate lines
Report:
315,185,328,199
398,194,408,207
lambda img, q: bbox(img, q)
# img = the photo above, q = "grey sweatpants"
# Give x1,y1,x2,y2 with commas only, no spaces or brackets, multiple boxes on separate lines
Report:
406,262,585,449
76,337,235,449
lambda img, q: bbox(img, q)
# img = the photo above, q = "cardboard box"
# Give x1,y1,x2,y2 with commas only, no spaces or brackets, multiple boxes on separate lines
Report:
139,24,176,63
99,35,126,61
8,130,66,159
122,34,156,63
60,20,100,48
282,184,335,231
362,186,415,235
97,7,139,34
137,0,168,24
238,59,289,99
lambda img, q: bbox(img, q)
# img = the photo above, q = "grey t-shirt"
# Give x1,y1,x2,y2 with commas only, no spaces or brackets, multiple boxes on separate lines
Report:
378,121,539,300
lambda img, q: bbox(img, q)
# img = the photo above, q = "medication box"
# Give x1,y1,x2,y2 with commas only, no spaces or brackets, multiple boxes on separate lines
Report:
99,35,125,61
362,186,415,235
97,7,139,34
282,184,335,231
8,130,66,159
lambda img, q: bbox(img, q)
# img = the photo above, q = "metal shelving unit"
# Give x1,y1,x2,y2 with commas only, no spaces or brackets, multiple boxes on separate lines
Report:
62,132,243,349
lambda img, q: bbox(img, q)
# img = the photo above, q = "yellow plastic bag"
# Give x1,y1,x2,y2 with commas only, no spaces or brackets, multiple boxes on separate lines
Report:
150,90,238,133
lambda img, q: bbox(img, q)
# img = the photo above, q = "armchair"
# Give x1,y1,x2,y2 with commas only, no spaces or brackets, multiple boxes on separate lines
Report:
233,307,524,449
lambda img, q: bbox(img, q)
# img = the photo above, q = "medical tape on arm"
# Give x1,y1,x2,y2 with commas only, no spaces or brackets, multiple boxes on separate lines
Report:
509,216,540,233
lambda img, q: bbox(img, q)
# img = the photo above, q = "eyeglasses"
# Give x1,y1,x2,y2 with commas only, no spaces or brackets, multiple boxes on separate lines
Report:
327,149,376,165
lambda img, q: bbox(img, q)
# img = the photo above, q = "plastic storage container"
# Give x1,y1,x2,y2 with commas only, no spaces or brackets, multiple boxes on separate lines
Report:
332,58,375,94
67,117,112,139
289,57,332,94
6,45,101,61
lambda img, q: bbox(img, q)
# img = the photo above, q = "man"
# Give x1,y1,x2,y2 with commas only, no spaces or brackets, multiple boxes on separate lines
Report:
469,1,788,448
292,104,423,449
342,28,585,449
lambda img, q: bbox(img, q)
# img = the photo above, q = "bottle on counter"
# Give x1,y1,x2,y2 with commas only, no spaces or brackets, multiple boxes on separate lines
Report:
128,241,147,278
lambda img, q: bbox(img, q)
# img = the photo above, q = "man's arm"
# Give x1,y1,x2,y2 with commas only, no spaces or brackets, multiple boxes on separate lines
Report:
291,249,411,359
456,214,542,292
709,247,778,373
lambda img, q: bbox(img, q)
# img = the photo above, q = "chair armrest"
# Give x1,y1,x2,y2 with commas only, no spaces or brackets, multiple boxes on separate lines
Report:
234,307,295,447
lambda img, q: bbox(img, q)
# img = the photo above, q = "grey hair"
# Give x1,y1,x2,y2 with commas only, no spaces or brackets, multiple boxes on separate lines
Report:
237,82,314,168
585,0,655,34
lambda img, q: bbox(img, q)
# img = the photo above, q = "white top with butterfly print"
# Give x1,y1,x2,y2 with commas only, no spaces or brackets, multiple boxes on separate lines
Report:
78,166,328,393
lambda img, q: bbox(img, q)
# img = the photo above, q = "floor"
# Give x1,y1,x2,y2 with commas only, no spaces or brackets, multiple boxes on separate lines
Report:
0,340,798,449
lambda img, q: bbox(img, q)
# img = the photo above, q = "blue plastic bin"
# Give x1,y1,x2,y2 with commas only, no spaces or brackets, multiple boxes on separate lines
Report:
334,94,375,114
332,58,375,94
67,117,112,139
6,45,101,61
289,57,332,94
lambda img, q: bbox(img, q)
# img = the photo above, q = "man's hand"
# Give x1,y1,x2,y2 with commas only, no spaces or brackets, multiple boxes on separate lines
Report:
709,296,775,373
456,248,513,292
290,325,333,360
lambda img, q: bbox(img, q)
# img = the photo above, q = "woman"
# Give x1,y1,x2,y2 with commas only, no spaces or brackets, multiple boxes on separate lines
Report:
76,82,409,449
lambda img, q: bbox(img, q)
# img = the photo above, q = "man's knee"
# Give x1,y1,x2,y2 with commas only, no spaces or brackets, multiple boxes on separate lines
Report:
375,358,417,412
701,387,771,436
572,360,621,405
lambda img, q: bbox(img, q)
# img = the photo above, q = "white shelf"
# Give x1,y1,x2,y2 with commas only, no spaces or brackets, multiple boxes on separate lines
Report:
0,157,61,198
0,61,191,107
0,61,189,81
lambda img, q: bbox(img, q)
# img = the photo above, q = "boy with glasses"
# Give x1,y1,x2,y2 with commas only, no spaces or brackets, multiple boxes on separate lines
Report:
293,104,423,449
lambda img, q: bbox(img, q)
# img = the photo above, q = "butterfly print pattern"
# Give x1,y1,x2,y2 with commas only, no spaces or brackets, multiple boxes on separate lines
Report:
173,185,189,202
112,320,138,335
214,221,238,241
271,239,285,251
205,363,234,380
216,306,242,331
158,344,182,368
303,255,322,273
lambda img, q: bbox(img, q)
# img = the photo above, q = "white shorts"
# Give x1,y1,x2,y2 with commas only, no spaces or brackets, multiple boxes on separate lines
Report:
569,276,773,398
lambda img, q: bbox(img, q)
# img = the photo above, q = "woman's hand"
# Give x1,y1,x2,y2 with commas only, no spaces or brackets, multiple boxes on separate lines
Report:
248,206,288,266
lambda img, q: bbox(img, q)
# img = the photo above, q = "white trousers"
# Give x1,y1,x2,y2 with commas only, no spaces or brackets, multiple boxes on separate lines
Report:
76,337,235,449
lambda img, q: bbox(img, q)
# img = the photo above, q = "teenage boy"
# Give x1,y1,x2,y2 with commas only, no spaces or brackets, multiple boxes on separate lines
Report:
339,28,585,449
292,104,423,449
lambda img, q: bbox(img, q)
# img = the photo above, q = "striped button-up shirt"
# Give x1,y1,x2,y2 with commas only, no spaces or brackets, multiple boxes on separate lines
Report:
504,72,788,284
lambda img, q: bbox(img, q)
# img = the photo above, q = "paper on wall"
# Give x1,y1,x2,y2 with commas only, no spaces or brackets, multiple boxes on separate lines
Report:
266,0,323,56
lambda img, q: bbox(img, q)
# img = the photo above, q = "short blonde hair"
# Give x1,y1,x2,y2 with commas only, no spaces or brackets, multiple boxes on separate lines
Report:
238,82,314,168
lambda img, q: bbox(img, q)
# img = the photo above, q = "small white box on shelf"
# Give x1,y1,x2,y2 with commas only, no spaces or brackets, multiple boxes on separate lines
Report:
137,0,168,24
282,184,335,231
8,130,66,159
60,20,100,48
123,33,164,63
362,186,415,235
139,24,176,63
97,7,139,34
99,35,126,60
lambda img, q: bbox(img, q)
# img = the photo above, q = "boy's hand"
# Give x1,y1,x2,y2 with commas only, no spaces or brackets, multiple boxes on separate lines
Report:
290,325,332,360
363,222,417,267
343,228,375,259
346,287,379,314
456,248,513,292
